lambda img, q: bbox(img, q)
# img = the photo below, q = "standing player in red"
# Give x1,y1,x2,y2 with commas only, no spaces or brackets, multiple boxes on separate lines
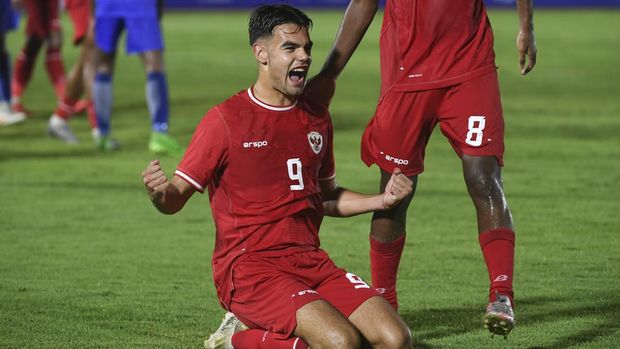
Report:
47,0,98,143
11,0,66,114
312,0,537,338
143,5,413,349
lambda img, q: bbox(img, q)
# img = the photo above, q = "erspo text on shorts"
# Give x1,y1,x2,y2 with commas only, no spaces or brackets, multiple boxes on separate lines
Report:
384,154,409,165
291,289,318,298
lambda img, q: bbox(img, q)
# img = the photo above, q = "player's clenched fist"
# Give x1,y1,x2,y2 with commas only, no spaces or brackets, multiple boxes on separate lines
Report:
142,160,169,201
382,168,414,209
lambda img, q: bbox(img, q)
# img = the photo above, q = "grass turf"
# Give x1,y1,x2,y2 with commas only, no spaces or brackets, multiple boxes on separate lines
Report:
1,9,619,349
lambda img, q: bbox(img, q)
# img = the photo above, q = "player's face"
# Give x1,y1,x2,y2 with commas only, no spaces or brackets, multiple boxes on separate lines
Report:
262,23,313,97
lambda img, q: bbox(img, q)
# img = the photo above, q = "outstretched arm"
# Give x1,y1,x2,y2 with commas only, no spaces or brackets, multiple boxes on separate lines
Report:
516,0,536,75
321,168,413,217
142,160,196,214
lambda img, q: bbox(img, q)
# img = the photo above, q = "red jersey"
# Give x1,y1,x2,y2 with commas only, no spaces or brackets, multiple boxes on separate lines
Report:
379,0,497,95
176,88,335,308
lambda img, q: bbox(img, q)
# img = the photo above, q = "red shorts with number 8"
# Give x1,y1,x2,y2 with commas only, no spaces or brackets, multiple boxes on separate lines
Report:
361,70,505,176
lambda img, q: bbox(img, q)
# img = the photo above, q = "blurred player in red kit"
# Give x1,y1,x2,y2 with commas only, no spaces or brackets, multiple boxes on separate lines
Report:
47,0,98,144
310,0,537,338
143,5,414,349
11,0,66,114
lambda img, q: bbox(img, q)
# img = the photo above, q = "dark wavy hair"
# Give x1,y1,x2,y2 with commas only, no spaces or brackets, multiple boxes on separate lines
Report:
248,4,313,45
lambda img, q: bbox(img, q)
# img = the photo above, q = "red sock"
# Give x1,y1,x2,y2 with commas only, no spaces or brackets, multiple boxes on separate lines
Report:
11,49,36,99
231,329,308,349
73,99,89,114
479,228,515,304
86,101,97,129
369,235,406,310
45,47,65,98
54,96,77,120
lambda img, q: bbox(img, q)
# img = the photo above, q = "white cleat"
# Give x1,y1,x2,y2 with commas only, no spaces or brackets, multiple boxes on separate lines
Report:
48,114,79,144
204,312,249,349
0,102,26,126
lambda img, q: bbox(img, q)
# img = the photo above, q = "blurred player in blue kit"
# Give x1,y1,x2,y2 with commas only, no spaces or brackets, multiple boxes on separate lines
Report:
93,0,182,154
0,0,25,125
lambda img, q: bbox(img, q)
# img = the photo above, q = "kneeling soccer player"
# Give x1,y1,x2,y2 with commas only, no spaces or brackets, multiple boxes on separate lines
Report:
142,5,413,349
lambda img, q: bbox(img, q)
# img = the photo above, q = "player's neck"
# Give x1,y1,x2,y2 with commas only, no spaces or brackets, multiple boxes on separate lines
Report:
252,81,297,107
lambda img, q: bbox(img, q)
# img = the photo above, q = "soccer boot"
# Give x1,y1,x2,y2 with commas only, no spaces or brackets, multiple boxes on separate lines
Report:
96,135,121,151
48,114,79,144
148,132,184,156
483,291,515,338
204,312,249,349
0,102,26,126
11,102,31,116
0,110,26,126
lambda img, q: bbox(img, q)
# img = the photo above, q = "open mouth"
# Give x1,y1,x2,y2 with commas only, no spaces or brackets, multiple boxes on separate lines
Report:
288,67,308,86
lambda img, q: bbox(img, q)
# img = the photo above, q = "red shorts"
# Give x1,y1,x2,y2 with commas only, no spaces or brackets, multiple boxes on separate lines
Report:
65,0,91,45
228,249,379,338
24,0,60,38
361,71,505,176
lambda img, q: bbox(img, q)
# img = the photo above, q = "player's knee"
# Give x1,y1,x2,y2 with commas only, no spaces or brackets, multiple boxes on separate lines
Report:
374,191,412,218
371,202,410,238
141,51,165,72
48,32,63,49
316,325,361,349
377,324,412,349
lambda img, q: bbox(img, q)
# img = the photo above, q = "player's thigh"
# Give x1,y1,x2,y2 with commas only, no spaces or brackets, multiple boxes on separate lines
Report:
349,296,412,349
361,89,443,177
94,17,124,55
23,0,60,37
228,255,324,338
124,17,163,56
23,0,46,38
295,299,361,349
438,71,505,165
311,255,379,319
47,0,60,32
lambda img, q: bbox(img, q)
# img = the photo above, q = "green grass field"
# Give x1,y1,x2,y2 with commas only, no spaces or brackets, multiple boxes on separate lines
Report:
1,9,619,349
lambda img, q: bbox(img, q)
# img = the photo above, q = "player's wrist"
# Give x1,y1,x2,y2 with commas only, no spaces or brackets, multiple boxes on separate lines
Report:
149,189,165,204
380,194,395,210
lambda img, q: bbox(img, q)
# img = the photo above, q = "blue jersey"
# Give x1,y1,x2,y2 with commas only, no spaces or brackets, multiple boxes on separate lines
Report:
95,0,158,18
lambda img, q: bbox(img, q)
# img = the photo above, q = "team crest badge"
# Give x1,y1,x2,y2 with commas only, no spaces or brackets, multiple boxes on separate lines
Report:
307,131,323,154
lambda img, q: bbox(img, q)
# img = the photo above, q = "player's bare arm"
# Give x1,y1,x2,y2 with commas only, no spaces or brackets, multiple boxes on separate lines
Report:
516,0,537,75
305,0,377,103
303,73,336,108
142,160,195,214
321,168,413,217
320,0,378,79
